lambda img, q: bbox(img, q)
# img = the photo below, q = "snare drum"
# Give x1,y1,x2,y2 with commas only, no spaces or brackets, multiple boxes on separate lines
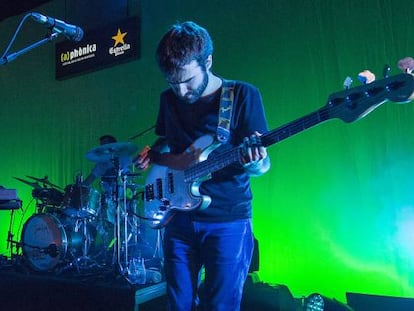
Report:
21,213,93,271
62,184,100,218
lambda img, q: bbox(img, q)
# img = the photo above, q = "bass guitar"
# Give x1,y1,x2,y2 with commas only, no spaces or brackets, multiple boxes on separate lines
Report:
144,73,414,229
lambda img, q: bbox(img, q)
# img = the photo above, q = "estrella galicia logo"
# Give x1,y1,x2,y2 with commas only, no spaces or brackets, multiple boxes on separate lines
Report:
109,28,131,57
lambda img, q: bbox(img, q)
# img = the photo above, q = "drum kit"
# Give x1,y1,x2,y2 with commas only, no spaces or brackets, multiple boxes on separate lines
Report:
8,142,163,284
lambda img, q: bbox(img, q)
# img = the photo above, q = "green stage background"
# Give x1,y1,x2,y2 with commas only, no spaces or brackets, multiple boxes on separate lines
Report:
1,0,414,303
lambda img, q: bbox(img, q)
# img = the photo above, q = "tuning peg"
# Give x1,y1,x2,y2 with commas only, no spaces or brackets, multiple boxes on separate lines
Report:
358,70,376,84
343,76,353,90
383,64,391,78
397,57,414,73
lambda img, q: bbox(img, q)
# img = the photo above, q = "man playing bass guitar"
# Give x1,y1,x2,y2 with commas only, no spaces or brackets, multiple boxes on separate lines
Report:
135,21,270,311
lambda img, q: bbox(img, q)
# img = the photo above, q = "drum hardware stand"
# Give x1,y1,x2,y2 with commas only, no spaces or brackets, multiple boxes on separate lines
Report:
128,196,165,272
51,175,95,274
113,166,150,283
114,168,129,274
104,156,129,275
71,174,100,271
75,217,95,271
153,229,164,265
130,204,164,264
6,209,22,261
56,216,98,275
0,191,23,261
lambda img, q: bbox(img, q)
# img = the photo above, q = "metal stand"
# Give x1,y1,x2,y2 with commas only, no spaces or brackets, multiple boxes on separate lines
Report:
1,12,60,66
6,209,21,260
56,216,98,275
113,169,162,285
73,217,96,272
1,32,59,65
1,198,23,262
115,172,135,273
106,156,134,274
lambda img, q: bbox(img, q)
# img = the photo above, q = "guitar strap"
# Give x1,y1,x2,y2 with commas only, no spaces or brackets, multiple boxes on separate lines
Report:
216,79,235,143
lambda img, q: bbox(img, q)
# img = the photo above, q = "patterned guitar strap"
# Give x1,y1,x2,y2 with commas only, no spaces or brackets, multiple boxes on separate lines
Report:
216,79,235,143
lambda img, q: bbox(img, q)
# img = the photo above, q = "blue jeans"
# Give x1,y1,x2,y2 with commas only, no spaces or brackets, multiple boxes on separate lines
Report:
163,213,254,311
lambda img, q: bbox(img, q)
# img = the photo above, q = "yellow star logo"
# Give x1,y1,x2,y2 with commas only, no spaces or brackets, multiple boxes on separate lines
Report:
112,28,127,47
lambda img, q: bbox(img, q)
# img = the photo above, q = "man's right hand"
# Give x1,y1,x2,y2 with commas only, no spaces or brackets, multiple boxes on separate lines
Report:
133,145,151,171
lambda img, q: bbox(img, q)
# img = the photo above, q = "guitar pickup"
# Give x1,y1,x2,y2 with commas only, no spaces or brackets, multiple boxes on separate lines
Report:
156,178,163,199
145,184,154,201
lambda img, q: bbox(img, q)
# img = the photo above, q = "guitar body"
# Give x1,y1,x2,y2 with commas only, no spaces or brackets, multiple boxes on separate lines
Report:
144,135,218,228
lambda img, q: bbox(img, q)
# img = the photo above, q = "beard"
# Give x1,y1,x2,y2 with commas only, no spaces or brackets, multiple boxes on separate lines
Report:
178,70,209,104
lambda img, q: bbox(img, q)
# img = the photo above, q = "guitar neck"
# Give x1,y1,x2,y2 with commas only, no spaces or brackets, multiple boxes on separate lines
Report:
261,108,330,147
184,146,241,182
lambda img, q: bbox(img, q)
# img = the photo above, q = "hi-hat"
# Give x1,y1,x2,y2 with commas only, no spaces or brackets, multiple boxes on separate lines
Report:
26,175,63,190
13,177,41,189
85,142,138,163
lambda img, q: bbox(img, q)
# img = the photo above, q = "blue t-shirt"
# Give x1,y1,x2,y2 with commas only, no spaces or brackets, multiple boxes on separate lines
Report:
155,79,268,221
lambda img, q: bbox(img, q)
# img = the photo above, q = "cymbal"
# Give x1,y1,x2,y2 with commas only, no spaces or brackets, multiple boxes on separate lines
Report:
26,175,63,190
85,142,138,163
13,177,41,189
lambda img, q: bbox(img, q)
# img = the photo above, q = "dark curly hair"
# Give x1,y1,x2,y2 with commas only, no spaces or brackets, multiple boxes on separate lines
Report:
155,21,213,78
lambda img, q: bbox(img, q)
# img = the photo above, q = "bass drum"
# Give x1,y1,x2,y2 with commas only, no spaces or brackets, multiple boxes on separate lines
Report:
21,213,92,271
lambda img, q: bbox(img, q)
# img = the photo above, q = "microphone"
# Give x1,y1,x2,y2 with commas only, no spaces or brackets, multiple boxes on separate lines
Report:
43,243,59,258
23,242,59,258
30,12,84,42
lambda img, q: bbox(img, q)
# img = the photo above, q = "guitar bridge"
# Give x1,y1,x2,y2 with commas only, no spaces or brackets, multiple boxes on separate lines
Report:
160,199,170,211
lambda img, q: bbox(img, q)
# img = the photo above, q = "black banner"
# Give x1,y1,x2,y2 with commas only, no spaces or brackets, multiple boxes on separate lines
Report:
55,16,139,80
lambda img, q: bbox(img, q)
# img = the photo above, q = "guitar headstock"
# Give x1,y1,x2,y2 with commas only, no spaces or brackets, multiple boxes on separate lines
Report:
325,73,414,123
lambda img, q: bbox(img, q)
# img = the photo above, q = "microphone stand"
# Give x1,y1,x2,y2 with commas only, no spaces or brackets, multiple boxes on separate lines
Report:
0,32,59,66
0,12,60,66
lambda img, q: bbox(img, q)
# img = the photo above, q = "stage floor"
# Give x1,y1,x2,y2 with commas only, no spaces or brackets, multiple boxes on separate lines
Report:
2,254,413,311
0,255,306,311
0,257,166,311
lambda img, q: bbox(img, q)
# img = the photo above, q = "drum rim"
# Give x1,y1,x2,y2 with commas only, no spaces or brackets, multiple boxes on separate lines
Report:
61,185,100,217
21,213,68,271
